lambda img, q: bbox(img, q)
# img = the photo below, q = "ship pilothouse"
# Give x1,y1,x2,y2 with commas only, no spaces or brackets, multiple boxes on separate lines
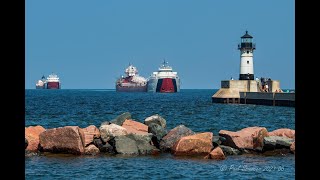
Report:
238,31,256,80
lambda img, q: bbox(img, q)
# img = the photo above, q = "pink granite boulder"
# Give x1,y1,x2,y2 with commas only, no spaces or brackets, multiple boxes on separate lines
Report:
204,147,226,160
171,132,213,156
25,125,46,152
219,127,268,151
39,126,85,155
82,125,100,147
122,119,148,135
159,125,195,152
268,128,295,139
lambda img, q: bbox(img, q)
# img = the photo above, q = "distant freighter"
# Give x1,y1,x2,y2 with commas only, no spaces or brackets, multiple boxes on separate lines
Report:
35,73,61,89
147,60,180,93
36,75,46,89
116,64,147,92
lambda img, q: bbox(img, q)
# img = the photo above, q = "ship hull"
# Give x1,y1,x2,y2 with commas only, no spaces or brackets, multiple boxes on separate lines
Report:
47,82,60,89
36,85,45,89
116,85,147,92
147,77,180,93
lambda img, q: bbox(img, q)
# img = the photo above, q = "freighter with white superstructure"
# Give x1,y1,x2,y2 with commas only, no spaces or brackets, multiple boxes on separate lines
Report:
46,73,61,89
35,73,61,89
36,75,46,89
116,64,147,92
147,60,180,93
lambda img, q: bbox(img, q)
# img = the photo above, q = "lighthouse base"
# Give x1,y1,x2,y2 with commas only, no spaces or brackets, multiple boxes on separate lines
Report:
239,74,254,80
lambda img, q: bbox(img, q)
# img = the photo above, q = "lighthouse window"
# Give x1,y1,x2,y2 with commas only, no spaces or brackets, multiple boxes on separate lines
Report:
247,51,249,54
247,61,249,64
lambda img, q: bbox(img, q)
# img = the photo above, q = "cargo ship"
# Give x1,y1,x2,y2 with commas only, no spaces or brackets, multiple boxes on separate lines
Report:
35,75,46,89
116,64,147,92
147,60,180,93
46,73,61,89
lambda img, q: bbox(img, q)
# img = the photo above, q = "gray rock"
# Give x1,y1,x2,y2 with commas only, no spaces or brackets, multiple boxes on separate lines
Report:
112,133,158,155
25,138,28,149
263,136,294,151
148,123,167,148
113,135,139,155
159,125,195,152
99,124,128,143
131,133,157,155
110,112,131,126
220,145,242,155
144,114,166,128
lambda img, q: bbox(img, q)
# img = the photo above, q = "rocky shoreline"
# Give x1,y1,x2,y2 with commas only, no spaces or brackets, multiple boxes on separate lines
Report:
25,112,295,160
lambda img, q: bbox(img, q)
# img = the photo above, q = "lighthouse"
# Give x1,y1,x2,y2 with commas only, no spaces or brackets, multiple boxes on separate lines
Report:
238,31,256,80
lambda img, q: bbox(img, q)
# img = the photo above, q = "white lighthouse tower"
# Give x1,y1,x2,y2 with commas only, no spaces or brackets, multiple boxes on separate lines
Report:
238,31,256,80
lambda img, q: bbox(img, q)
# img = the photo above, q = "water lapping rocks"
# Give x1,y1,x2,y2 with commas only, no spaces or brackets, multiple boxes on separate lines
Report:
25,112,295,160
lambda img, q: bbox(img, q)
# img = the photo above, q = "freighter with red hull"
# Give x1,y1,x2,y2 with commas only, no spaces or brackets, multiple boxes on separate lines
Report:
116,64,147,92
147,60,180,93
46,73,61,89
36,73,61,89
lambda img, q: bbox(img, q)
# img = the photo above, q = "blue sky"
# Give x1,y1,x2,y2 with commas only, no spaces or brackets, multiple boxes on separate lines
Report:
26,0,295,89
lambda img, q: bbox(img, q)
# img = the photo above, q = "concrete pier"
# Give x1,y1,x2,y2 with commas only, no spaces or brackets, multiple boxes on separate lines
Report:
212,80,295,107
212,92,295,107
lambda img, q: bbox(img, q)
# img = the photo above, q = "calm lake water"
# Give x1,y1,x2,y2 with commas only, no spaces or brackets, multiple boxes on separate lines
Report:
25,89,295,179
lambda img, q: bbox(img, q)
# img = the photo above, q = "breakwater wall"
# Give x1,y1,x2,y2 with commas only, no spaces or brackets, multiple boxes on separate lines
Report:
25,113,295,159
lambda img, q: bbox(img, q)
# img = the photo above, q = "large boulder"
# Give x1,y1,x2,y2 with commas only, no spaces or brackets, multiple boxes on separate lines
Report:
171,132,213,156
219,127,268,151
132,133,157,155
112,133,158,155
39,126,85,155
268,128,295,139
263,136,294,151
159,125,195,152
122,119,148,135
84,144,100,155
110,112,131,126
112,135,139,155
82,125,100,147
25,125,46,152
148,123,167,147
144,114,166,128
99,124,128,143
220,145,242,155
204,147,225,160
